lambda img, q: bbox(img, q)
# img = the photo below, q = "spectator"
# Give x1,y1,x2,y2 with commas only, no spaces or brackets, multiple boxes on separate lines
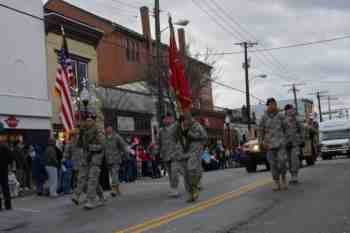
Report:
23,145,33,190
43,139,59,197
138,146,151,177
32,145,46,196
0,139,13,210
12,140,26,191
148,142,161,179
61,155,73,194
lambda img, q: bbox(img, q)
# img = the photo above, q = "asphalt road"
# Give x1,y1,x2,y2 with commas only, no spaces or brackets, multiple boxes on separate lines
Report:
1,158,350,233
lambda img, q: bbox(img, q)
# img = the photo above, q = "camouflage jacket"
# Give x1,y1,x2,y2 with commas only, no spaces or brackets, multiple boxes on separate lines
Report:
63,140,83,170
285,113,304,147
159,122,183,162
80,125,104,153
184,121,208,171
184,121,208,158
258,111,288,150
104,133,129,165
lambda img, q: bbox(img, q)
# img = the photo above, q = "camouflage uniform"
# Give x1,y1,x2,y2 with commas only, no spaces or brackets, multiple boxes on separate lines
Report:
258,111,288,183
183,118,208,202
72,124,105,209
159,122,183,191
104,133,128,196
285,111,304,178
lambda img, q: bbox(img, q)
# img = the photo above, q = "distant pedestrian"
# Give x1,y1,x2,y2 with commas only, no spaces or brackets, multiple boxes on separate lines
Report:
0,139,13,210
258,98,288,191
43,138,59,197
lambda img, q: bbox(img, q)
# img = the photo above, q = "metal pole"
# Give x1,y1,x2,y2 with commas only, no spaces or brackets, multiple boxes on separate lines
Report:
155,0,163,127
317,92,323,122
328,95,332,120
243,42,251,134
292,84,299,115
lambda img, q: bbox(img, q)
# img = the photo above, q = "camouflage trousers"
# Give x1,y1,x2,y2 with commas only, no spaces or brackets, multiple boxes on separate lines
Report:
267,148,287,181
74,153,104,202
164,161,182,189
178,157,202,196
110,163,120,187
286,147,300,175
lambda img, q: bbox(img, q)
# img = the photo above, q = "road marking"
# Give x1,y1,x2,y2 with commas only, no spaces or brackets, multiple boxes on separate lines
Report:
115,178,272,233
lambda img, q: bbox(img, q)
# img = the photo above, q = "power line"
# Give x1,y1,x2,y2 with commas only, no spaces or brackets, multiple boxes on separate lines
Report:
211,79,264,101
209,0,299,82
195,0,295,82
202,34,350,56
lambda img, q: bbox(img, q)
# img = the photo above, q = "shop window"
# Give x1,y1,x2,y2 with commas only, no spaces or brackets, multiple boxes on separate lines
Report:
135,118,151,130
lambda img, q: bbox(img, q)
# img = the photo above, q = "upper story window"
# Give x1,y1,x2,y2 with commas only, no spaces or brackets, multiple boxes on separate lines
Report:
70,57,89,92
125,39,140,63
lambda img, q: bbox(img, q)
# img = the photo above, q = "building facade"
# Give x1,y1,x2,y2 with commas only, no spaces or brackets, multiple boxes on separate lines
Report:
45,11,103,138
0,0,51,146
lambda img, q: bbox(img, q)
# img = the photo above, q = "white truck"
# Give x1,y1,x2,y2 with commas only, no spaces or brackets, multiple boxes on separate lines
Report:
319,120,350,160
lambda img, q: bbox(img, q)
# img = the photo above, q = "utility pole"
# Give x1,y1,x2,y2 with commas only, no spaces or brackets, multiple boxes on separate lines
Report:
326,95,338,120
309,91,328,122
155,0,163,127
283,83,305,115
235,41,258,136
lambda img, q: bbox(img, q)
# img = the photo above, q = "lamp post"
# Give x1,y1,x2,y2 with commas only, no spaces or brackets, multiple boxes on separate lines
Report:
80,85,90,120
225,109,232,150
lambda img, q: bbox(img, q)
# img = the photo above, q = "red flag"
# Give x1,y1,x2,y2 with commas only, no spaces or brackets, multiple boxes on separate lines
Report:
168,17,192,112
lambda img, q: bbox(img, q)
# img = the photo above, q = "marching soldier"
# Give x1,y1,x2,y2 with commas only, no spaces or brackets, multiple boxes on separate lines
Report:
181,112,208,202
72,109,105,210
104,126,129,197
159,114,183,198
284,104,304,184
258,98,289,191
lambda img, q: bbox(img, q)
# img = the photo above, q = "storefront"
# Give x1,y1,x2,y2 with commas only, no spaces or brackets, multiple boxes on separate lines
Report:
0,115,51,146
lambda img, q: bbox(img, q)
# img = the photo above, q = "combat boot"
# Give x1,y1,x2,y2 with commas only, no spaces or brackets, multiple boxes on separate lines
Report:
71,193,80,206
84,199,104,210
289,174,299,184
272,180,280,191
4,198,12,210
168,188,180,198
280,176,288,190
111,185,121,197
192,187,199,202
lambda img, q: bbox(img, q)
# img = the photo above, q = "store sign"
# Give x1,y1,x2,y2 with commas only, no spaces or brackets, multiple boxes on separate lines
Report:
5,116,19,128
117,116,135,131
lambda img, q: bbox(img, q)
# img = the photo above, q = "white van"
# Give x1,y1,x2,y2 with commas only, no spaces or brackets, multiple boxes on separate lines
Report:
319,120,350,159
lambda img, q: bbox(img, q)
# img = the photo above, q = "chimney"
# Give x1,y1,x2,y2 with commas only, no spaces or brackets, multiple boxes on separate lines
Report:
177,28,186,56
140,6,151,41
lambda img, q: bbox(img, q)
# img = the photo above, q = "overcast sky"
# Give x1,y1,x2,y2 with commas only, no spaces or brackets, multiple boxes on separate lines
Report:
46,0,350,112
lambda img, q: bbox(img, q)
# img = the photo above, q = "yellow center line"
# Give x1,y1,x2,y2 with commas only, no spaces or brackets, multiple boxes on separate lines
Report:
115,178,272,233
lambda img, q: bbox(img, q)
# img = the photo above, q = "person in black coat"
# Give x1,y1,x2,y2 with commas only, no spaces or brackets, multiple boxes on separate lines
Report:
0,139,13,210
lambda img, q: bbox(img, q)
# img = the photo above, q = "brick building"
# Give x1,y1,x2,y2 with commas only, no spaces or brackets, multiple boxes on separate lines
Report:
45,0,222,141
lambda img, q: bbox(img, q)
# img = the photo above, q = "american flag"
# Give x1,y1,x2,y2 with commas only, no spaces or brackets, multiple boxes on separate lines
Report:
55,26,75,132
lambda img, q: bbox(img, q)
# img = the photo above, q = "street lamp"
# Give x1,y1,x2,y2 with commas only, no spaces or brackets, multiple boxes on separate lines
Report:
80,86,90,120
225,109,232,150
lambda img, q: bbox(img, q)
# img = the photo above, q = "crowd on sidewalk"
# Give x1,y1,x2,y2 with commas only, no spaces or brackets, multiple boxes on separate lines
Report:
0,135,167,201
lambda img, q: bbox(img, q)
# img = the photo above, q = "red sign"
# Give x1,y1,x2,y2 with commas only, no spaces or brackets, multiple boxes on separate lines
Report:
5,116,19,128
